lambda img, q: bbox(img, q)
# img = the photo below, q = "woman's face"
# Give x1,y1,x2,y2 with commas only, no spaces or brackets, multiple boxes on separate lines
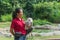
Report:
17,9,23,18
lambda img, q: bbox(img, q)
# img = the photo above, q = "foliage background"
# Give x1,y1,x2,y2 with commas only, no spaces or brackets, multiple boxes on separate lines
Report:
0,0,60,25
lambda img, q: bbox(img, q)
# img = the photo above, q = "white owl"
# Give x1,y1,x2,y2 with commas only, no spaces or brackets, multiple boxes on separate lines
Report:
25,18,33,30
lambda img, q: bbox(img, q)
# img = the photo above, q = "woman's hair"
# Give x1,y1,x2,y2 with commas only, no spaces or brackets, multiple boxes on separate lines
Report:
12,8,22,19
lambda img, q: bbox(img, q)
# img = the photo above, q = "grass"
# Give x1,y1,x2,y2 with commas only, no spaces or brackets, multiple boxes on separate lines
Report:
0,22,11,28
0,35,60,40
32,29,53,33
39,35,60,39
0,36,13,40
27,35,60,40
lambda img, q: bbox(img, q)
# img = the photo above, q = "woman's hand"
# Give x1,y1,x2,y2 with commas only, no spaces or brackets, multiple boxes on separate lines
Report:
10,28,15,36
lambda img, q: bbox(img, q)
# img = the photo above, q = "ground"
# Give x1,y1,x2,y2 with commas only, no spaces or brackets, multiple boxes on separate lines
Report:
0,22,60,40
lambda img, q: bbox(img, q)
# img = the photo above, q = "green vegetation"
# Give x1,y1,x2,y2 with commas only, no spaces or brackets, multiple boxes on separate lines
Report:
1,14,12,22
33,19,51,25
33,2,60,23
0,1,60,24
32,29,53,33
0,35,60,40
0,36,13,40
0,0,60,22
0,22,11,28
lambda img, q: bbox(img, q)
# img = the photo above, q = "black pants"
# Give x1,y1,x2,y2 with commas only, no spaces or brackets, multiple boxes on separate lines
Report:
14,32,26,40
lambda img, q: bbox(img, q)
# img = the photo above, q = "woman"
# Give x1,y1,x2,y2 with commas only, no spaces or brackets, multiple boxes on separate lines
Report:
10,8,26,40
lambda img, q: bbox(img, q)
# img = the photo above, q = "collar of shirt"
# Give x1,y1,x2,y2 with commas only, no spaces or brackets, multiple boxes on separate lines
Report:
16,17,22,21
19,18,22,21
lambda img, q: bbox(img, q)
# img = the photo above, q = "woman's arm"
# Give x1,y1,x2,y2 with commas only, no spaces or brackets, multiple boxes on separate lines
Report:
10,28,14,36
10,20,15,36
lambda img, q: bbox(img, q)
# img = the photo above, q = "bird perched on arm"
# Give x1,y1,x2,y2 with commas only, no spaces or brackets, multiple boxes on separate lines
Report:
25,17,33,30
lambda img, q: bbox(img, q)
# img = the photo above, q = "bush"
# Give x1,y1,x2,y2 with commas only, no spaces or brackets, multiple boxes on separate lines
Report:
33,19,51,26
1,1,60,23
33,2,53,19
1,14,12,22
1,14,26,22
33,2,60,23
47,2,60,23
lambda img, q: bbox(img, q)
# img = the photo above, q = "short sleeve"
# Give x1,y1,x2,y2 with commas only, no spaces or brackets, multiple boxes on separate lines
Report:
10,20,15,29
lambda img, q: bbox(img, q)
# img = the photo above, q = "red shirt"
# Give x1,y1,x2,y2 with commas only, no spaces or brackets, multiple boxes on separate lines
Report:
10,18,26,35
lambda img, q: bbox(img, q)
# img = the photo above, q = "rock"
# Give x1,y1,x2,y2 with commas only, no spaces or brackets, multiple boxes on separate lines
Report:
3,33,13,37
53,31,60,35
40,32,54,36
32,32,41,36
0,27,13,37
0,31,3,36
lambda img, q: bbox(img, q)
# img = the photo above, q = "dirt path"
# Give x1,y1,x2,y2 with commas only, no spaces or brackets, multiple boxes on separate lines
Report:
47,38,60,40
